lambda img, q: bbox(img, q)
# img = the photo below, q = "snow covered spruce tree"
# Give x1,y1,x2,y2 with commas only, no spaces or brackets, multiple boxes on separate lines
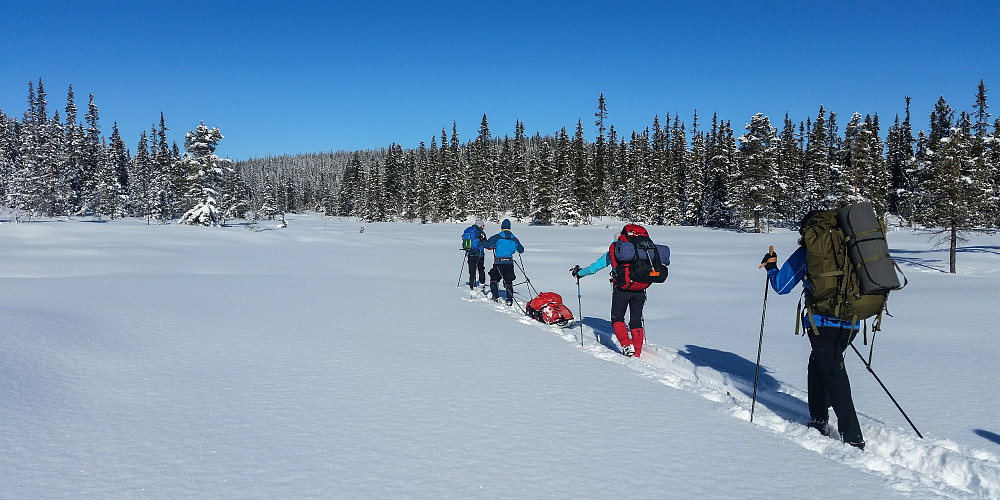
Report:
702,115,739,228
645,118,668,225
668,114,687,225
838,112,889,216
684,112,706,226
177,121,232,226
508,121,531,220
567,119,591,224
737,113,778,232
912,97,997,273
886,98,917,222
530,140,557,224
802,106,832,212
467,114,498,221
94,122,131,219
773,113,803,222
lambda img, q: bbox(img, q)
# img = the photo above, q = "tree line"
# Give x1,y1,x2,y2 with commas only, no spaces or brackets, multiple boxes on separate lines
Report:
3,80,998,251
0,80,238,226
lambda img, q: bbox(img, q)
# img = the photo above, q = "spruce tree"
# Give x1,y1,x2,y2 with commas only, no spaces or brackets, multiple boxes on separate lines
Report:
886,98,916,218
13,80,50,217
668,114,686,225
429,134,447,222
569,119,590,223
531,140,556,224
737,113,778,231
177,122,230,226
362,157,387,222
469,115,497,220
337,152,363,217
839,112,887,212
510,121,530,219
972,80,990,139
131,131,154,222
78,93,102,215
611,132,632,221
414,141,431,222
916,110,995,273
96,123,130,218
592,94,609,215
702,114,723,226
685,111,706,225
448,123,464,221
63,84,85,213
775,113,802,221
804,106,830,211
549,128,571,223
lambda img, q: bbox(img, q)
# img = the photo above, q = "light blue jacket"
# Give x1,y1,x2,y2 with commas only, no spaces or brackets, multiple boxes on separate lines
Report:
577,251,611,277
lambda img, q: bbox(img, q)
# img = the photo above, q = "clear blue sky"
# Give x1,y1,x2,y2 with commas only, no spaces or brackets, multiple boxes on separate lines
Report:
2,1,998,160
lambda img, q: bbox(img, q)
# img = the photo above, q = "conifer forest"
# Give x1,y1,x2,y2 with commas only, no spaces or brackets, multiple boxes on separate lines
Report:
2,79,998,238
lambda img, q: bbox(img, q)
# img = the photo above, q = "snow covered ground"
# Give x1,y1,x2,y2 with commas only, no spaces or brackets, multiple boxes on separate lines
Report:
1,213,998,499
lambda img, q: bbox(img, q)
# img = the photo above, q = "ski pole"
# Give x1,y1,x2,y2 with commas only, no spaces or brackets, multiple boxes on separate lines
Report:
849,342,924,438
516,253,540,296
511,295,525,315
751,247,773,423
457,251,467,288
576,274,584,346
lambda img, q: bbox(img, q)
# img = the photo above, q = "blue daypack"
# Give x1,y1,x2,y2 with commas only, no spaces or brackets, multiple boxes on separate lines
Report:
462,226,484,254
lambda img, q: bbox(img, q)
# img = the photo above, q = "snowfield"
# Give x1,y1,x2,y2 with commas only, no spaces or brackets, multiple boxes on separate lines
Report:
2,213,999,499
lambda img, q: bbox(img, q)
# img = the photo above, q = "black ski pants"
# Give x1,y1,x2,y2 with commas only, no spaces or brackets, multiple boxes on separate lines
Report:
805,321,863,446
611,288,646,330
467,253,486,286
488,261,516,300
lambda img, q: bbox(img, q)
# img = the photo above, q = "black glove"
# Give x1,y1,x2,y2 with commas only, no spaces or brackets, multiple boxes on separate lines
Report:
570,265,582,278
760,249,777,271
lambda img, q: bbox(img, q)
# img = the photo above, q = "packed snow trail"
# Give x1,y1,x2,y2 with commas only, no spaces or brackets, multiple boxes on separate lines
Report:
463,287,1000,499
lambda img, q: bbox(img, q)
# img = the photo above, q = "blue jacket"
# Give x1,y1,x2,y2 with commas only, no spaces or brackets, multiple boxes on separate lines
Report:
767,246,859,329
577,251,611,277
483,230,524,259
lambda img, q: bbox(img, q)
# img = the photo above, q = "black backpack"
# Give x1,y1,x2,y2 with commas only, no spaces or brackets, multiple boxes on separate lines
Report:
609,224,670,291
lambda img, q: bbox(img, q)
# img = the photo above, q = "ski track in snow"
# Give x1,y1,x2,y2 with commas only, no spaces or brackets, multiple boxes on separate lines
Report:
462,287,1000,499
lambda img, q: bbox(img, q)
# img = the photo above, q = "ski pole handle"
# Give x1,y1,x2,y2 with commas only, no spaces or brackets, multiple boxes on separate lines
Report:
758,245,776,269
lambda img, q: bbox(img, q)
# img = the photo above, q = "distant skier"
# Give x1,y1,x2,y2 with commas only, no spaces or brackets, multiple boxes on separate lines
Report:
482,219,524,306
461,219,487,290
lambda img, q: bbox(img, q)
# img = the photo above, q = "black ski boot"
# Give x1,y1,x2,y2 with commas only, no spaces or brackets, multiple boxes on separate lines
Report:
807,419,830,437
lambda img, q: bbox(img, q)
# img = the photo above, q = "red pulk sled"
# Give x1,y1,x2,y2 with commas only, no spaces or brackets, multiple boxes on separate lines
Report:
526,292,575,328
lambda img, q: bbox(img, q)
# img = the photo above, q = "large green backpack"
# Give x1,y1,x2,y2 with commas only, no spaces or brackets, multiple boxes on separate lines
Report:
800,205,900,326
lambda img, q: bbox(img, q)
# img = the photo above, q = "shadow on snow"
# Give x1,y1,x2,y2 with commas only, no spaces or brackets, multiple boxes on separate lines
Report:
581,316,811,423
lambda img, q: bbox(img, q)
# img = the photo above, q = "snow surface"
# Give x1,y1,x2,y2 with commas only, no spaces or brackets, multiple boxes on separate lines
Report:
2,214,999,499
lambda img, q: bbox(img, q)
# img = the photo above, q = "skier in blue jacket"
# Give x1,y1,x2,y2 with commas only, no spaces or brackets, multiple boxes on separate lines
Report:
482,219,524,306
762,221,865,450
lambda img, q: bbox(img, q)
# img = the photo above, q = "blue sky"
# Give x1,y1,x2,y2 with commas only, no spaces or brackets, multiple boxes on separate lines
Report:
2,1,998,160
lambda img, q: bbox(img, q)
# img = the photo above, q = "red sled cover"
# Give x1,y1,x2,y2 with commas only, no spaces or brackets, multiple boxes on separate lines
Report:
526,292,575,328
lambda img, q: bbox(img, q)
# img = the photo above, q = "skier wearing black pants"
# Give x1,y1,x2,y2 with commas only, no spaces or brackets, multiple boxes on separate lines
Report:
610,288,646,349
462,219,487,289
804,323,862,447
572,225,667,358
762,244,865,449
482,219,524,306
